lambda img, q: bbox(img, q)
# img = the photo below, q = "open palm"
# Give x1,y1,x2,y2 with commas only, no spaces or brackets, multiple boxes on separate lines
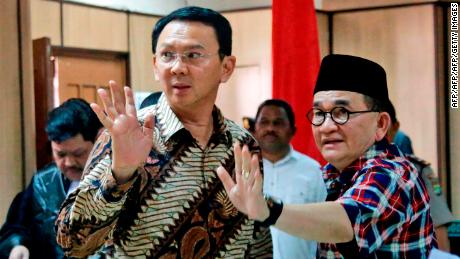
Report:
216,143,269,221
91,80,155,184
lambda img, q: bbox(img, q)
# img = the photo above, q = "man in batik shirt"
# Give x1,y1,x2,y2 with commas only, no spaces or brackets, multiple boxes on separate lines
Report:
55,6,271,258
217,54,437,258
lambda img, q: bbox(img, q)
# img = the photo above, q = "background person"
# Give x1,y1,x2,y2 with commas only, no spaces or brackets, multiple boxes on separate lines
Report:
254,99,326,259
0,98,102,259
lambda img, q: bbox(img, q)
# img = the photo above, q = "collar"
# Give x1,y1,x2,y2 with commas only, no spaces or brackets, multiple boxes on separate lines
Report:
323,138,403,184
264,145,297,166
153,93,228,143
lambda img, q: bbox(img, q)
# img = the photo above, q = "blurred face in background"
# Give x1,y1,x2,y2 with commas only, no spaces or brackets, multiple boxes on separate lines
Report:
51,133,94,181
255,105,294,157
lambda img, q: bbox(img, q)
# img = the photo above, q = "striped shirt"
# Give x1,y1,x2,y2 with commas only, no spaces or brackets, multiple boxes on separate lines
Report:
319,139,437,258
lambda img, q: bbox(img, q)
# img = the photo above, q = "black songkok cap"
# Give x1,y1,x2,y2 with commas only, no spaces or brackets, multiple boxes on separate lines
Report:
314,54,390,108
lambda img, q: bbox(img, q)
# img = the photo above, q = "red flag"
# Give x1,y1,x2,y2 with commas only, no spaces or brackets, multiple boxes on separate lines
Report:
272,0,325,164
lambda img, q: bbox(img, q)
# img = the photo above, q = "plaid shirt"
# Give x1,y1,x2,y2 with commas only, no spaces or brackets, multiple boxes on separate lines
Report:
319,138,437,258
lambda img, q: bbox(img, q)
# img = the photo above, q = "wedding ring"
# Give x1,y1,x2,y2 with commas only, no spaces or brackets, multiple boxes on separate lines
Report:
242,170,250,179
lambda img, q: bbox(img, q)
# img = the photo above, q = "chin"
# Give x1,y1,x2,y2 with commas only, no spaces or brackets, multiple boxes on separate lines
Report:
321,150,343,165
64,171,83,181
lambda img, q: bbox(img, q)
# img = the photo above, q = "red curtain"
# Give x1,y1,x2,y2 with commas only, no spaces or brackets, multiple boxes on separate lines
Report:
272,0,325,164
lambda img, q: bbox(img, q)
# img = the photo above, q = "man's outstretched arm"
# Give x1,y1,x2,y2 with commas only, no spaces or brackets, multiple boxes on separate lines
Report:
216,143,354,243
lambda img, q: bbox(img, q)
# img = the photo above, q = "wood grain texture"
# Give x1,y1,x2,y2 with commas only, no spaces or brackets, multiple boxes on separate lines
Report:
0,0,26,223
63,3,128,51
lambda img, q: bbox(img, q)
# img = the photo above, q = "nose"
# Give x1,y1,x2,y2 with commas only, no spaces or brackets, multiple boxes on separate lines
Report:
170,56,188,75
64,156,77,167
318,114,338,133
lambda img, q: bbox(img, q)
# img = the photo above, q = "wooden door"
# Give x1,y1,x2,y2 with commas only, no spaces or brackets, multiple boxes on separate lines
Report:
33,37,129,168
54,55,126,106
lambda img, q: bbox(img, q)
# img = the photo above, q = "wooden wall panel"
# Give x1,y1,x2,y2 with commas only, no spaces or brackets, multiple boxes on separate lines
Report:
317,12,330,58
321,0,436,11
217,10,272,123
0,0,26,223
129,14,161,93
63,3,128,51
333,5,438,178
448,7,460,217
22,0,38,192
450,108,460,217
30,0,61,45
450,107,460,217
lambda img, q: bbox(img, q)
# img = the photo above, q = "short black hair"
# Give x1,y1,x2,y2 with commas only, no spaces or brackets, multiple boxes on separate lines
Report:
385,100,398,124
363,95,387,113
45,98,102,143
151,6,232,59
255,99,296,129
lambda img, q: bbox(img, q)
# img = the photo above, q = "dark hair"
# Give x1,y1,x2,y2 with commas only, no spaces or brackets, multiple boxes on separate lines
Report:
140,91,162,109
385,100,398,124
363,95,387,112
255,99,296,129
45,98,102,143
151,6,232,59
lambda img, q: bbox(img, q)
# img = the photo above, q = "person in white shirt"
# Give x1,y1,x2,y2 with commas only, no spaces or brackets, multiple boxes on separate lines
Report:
254,99,327,259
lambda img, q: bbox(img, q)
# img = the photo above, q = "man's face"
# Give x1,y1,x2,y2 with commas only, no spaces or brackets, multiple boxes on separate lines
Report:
153,20,235,111
312,91,379,170
51,133,93,181
255,105,294,155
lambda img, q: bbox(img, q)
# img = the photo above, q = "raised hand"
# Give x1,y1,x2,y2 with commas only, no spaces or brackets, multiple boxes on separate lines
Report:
91,80,155,184
216,143,269,221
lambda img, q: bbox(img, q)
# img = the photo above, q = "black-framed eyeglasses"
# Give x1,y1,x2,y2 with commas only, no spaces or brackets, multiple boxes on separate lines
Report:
306,107,378,126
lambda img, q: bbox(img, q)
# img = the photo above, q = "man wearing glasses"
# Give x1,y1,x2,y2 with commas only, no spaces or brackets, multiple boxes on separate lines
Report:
56,6,271,258
217,54,437,258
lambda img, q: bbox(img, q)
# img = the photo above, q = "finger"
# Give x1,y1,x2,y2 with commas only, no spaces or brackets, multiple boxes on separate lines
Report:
252,166,263,193
143,113,156,138
246,153,259,187
108,80,126,115
217,166,236,194
98,88,117,119
90,103,113,129
124,86,137,117
234,141,242,175
241,145,251,180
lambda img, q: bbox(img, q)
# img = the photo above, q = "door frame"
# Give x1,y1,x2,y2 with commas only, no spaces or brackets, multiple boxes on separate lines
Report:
33,37,130,169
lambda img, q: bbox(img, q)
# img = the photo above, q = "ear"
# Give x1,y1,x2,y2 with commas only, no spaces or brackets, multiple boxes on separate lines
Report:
219,55,236,83
152,55,160,81
375,111,391,141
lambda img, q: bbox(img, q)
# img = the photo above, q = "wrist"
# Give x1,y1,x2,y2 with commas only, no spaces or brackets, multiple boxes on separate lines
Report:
112,166,137,184
258,195,283,227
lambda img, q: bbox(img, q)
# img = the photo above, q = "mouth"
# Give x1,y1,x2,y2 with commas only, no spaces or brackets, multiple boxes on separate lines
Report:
172,83,191,90
321,138,343,147
263,133,278,141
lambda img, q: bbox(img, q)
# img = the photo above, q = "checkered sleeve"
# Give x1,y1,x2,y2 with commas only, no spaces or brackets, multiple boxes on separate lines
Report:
337,166,409,256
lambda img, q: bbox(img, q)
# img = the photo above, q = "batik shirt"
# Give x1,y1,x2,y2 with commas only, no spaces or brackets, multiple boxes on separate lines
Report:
319,139,436,258
55,95,272,258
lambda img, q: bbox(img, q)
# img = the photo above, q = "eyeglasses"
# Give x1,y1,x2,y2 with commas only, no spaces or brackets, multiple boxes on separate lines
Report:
156,51,220,66
306,107,378,126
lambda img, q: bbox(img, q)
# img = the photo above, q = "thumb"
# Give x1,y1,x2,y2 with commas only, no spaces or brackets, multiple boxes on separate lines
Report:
143,113,155,136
